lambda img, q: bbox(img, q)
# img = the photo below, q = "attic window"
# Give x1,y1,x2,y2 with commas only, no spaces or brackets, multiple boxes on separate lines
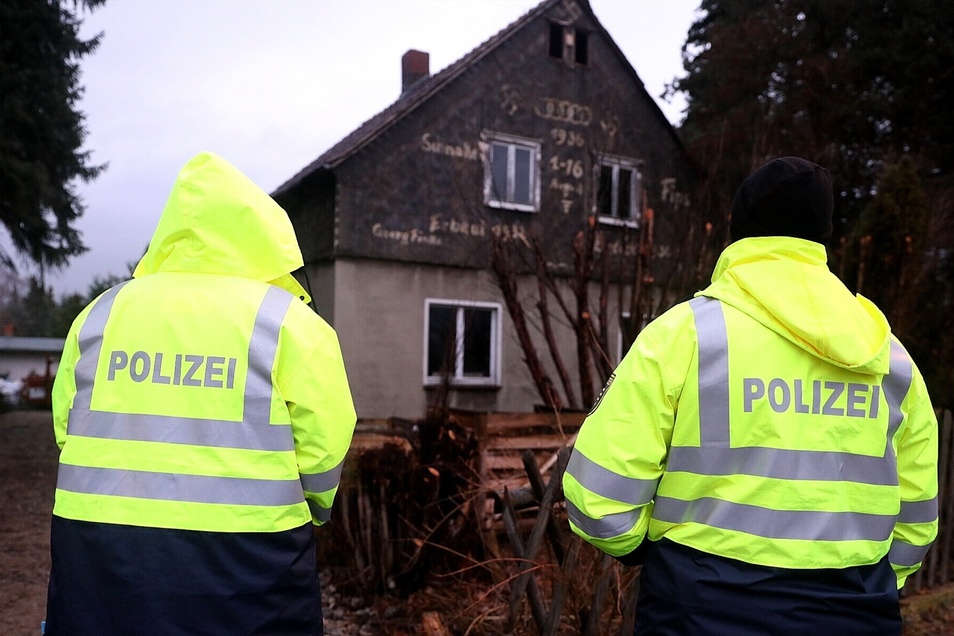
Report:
549,23,563,58
548,22,588,66
575,31,588,65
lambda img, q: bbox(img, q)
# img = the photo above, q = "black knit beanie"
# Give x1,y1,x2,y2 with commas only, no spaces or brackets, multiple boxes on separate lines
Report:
729,157,834,244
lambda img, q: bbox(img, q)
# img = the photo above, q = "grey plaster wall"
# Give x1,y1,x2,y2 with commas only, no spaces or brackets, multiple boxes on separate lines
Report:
324,258,631,420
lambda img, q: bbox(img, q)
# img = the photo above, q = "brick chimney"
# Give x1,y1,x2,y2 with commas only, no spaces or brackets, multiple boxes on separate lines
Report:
401,49,429,94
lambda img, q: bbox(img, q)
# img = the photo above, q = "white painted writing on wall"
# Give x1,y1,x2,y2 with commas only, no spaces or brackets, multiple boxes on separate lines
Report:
420,133,479,160
535,97,592,126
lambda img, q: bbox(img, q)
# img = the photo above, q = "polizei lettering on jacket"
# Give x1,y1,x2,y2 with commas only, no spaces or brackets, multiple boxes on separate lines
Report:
106,350,238,389
743,378,881,418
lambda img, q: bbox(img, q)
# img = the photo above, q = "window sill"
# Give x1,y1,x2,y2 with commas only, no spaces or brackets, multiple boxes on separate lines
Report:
598,216,639,229
485,200,539,213
424,381,501,392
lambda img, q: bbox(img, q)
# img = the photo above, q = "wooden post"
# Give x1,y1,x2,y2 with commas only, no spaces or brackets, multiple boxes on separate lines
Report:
925,410,951,588
523,449,567,565
502,488,549,631
584,553,617,636
546,535,581,635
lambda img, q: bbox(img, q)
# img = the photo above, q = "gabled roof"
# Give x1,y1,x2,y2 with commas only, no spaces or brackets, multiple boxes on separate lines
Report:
0,336,65,353
273,0,681,196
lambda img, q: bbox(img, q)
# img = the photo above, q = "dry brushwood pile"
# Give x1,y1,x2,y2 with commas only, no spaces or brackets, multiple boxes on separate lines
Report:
321,408,644,634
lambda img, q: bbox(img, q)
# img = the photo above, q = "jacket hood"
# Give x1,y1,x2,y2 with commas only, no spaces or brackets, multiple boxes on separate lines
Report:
698,237,891,375
133,151,309,302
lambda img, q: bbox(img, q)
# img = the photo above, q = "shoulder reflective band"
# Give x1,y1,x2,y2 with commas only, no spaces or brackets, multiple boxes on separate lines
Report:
58,284,305,507
245,286,292,423
691,296,731,447
72,282,129,411
654,297,917,543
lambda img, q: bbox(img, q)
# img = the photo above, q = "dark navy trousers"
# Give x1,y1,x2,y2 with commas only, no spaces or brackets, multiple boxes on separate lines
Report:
634,539,901,636
46,517,323,636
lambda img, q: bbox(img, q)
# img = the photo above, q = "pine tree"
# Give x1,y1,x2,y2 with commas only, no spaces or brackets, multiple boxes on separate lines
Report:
673,0,954,245
672,0,954,406
0,0,106,270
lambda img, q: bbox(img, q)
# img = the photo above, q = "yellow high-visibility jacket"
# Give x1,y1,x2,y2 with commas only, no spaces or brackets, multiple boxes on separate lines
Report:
564,237,938,588
52,151,357,533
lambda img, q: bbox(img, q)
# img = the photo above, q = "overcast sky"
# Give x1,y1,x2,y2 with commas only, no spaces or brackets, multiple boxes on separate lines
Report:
25,0,700,297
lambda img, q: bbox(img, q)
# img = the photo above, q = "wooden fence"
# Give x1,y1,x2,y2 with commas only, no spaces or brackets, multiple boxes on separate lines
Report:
451,410,636,634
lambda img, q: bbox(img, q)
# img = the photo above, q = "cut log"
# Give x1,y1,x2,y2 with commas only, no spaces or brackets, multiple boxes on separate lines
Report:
422,611,451,636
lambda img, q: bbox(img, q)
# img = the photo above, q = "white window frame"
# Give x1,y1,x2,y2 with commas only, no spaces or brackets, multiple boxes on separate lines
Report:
594,153,642,228
423,298,502,387
549,22,590,66
482,131,541,212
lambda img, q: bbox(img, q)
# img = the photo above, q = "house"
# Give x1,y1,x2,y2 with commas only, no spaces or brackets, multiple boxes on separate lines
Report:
273,0,699,420
0,336,63,407
0,336,63,384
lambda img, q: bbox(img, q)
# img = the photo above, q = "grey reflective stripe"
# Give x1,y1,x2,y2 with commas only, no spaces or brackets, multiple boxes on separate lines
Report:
307,499,333,524
69,409,294,452
300,457,346,494
667,445,897,485
882,340,914,463
690,297,730,446
72,282,129,412
889,538,931,568
57,463,305,506
245,286,293,423
679,299,909,478
565,448,659,506
565,499,641,540
899,497,938,524
655,299,917,542
653,495,897,542
59,284,303,507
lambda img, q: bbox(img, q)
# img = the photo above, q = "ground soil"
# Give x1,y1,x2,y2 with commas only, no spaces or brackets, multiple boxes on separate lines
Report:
2,409,954,635
0,410,56,636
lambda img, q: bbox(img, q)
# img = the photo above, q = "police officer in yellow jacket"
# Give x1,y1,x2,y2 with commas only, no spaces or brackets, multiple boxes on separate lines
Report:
564,157,938,634
45,152,357,635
